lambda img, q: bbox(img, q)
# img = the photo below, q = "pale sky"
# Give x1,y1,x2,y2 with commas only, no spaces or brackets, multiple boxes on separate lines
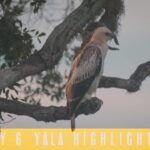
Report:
1,0,150,128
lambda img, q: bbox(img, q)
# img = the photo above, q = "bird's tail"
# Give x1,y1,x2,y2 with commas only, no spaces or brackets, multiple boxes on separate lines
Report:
70,99,84,132
71,114,75,132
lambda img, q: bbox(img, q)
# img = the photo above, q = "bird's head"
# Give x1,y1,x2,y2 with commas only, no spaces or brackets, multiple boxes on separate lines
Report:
91,26,119,50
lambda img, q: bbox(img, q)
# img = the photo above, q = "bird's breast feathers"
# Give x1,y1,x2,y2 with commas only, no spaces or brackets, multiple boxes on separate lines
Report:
66,43,105,104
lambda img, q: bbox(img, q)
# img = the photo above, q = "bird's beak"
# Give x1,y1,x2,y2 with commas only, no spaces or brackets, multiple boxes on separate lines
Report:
112,34,119,45
108,46,119,50
108,33,119,51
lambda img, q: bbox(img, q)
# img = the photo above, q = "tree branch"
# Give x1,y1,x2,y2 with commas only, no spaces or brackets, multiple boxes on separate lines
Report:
0,0,107,90
0,97,103,122
99,61,150,92
0,61,149,122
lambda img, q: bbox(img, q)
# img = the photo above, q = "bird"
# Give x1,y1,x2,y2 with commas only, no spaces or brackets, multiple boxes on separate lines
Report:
65,25,119,131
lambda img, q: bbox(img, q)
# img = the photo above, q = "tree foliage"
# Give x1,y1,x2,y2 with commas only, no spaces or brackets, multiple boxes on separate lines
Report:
0,0,76,105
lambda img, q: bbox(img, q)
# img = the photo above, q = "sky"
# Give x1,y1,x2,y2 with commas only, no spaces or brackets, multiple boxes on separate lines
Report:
1,0,150,128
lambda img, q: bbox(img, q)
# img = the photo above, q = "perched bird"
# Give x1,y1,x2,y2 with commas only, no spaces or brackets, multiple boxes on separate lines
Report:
66,26,119,131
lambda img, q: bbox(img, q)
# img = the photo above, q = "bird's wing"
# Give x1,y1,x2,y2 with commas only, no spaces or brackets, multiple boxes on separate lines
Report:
66,44,102,114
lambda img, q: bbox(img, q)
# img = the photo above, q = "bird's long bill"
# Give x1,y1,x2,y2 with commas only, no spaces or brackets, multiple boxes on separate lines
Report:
108,46,119,50
113,34,119,45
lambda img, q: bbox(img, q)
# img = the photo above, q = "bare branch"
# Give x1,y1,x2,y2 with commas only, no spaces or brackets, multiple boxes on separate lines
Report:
0,97,103,122
0,61,149,122
99,61,150,92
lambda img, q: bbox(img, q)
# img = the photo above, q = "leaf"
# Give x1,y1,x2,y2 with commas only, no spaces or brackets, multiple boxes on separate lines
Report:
11,95,17,101
14,82,21,87
6,89,9,99
7,114,14,119
37,38,41,43
23,28,27,32
15,20,23,28
38,32,46,37
14,88,19,95
35,31,39,35
30,2,36,6
30,29,36,32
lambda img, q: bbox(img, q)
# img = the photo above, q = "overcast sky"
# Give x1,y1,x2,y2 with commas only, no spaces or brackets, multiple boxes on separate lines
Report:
1,0,150,128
